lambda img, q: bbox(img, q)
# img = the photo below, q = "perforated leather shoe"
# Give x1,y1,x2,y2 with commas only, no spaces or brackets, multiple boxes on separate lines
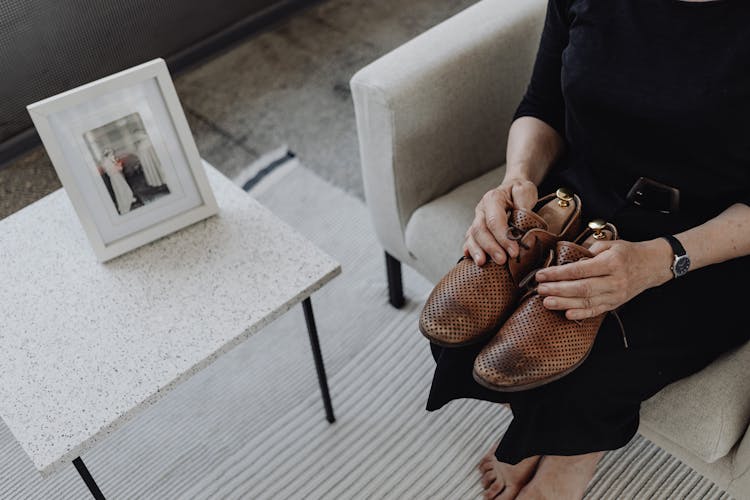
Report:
418,189,582,347
472,220,627,392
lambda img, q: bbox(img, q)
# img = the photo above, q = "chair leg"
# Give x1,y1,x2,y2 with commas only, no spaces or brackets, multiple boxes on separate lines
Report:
384,252,405,309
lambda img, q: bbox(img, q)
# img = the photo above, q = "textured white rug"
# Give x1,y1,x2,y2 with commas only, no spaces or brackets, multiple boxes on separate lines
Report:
0,162,731,499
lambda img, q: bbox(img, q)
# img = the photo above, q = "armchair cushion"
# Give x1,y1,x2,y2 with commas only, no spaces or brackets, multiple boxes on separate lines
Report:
640,340,750,464
405,166,505,284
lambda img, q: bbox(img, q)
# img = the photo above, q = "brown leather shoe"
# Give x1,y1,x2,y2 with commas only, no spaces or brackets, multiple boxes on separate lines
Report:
472,220,627,392
418,189,582,347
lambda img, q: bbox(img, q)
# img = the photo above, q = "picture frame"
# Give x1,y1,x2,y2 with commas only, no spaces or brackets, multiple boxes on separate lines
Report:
27,58,218,262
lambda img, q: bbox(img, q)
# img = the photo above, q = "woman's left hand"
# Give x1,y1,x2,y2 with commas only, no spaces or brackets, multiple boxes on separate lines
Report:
534,239,674,320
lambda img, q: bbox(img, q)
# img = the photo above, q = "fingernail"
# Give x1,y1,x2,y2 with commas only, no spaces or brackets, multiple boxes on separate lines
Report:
538,285,549,294
474,253,482,262
507,247,517,258
536,272,546,281
493,252,504,264
545,297,556,307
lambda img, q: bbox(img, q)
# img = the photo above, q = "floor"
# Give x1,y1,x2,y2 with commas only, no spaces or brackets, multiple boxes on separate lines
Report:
0,0,477,220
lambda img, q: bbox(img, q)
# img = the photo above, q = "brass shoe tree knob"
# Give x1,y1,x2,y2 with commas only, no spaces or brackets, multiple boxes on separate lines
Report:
556,187,573,208
588,219,608,240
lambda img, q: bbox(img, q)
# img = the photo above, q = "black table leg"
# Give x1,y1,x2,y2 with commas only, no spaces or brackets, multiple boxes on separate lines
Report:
73,457,106,500
302,297,335,423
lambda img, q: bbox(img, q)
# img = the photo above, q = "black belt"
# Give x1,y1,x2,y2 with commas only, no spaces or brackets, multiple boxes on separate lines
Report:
624,176,680,214
621,176,736,218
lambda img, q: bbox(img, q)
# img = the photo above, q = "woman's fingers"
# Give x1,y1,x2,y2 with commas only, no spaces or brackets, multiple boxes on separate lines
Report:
470,220,507,265
535,254,611,282
565,307,609,321
541,293,614,312
464,234,487,266
537,277,611,299
482,197,518,258
464,181,541,267
464,235,505,266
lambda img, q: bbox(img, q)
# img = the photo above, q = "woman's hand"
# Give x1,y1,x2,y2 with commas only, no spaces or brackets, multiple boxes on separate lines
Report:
535,238,674,320
463,178,538,266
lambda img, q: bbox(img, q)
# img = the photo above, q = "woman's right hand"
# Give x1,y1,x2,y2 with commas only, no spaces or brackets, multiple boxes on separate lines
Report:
463,178,538,266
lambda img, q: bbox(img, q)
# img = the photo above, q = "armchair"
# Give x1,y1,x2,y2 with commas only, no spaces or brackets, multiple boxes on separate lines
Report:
350,0,750,497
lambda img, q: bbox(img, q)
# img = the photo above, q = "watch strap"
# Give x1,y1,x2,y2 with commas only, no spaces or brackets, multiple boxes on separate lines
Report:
661,234,686,257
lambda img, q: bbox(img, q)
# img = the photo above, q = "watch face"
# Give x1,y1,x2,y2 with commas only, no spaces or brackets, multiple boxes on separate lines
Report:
674,255,691,276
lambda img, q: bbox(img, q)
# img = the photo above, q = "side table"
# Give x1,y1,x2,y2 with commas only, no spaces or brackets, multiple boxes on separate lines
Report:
0,162,341,498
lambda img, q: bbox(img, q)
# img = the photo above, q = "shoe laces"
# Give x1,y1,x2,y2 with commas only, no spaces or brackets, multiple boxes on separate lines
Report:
516,252,629,349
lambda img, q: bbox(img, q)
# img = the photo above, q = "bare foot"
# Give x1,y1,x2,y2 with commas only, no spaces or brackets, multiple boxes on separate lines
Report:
516,452,603,500
478,444,541,500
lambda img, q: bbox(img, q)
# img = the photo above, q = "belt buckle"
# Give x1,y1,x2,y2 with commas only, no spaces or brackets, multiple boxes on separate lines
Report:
625,177,680,214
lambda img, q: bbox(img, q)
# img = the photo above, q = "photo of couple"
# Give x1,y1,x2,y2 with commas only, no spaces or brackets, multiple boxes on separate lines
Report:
84,112,170,215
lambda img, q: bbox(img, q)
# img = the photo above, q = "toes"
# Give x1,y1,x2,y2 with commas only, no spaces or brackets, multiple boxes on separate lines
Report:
483,480,505,500
497,486,519,500
479,460,495,473
479,453,495,468
481,470,497,488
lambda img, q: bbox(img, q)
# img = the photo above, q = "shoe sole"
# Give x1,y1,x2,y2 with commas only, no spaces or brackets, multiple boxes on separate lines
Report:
471,342,594,392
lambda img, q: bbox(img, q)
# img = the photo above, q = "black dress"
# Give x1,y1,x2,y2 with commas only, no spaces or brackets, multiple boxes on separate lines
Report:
426,0,750,465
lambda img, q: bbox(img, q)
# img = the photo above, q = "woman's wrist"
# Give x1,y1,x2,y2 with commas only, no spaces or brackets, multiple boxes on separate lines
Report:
638,238,675,288
501,164,539,187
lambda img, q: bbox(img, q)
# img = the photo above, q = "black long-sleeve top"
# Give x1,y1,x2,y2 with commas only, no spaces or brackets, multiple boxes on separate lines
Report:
515,0,750,221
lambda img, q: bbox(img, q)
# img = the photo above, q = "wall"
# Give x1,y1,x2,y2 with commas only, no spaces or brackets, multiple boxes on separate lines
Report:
0,0,313,165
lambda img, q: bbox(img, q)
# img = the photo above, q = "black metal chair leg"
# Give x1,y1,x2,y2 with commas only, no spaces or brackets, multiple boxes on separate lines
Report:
73,457,106,500
302,297,335,423
384,252,405,309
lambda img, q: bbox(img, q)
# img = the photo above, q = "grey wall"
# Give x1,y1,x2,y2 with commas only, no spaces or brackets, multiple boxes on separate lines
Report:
0,0,311,164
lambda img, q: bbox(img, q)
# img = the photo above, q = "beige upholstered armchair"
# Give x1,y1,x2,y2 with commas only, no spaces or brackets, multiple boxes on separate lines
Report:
350,0,750,497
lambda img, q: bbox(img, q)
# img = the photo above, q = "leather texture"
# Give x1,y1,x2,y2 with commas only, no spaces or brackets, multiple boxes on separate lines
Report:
473,223,619,392
418,192,582,347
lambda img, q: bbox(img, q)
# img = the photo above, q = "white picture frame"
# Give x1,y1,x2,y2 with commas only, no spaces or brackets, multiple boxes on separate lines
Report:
27,58,218,262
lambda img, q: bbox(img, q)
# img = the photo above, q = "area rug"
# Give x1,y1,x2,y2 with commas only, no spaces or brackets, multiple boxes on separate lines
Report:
0,159,732,499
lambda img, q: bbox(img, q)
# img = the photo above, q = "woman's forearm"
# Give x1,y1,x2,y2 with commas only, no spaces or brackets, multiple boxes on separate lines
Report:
675,203,750,270
535,202,750,319
637,202,750,289
503,116,565,186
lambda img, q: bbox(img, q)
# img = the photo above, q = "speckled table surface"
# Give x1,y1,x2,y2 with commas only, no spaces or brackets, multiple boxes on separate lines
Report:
0,162,341,475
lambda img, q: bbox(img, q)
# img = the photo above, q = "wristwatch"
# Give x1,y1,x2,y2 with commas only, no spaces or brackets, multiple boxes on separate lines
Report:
661,235,691,278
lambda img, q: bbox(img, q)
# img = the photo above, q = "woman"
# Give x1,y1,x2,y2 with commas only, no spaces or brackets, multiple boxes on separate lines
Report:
426,0,750,498
100,149,136,215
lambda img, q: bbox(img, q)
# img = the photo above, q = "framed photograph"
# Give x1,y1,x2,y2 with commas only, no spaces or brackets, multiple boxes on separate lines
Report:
27,58,218,262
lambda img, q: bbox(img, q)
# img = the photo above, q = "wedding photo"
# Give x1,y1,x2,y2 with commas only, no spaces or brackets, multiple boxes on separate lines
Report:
83,113,170,215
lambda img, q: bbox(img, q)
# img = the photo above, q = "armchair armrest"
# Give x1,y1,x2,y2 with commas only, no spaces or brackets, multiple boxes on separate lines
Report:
350,0,546,262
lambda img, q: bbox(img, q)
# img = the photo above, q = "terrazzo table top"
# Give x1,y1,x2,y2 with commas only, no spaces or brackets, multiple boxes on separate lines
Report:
0,162,341,475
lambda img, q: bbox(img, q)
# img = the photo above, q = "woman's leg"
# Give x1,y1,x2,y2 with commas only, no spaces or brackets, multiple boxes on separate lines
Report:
517,452,603,500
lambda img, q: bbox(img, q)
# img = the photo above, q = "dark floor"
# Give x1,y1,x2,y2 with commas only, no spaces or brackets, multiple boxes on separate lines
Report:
0,0,477,220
